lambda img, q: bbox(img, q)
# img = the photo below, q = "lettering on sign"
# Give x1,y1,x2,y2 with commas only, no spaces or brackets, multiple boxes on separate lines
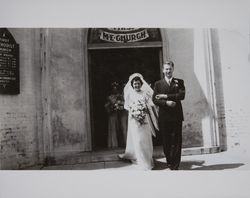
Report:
0,28,19,94
100,28,149,43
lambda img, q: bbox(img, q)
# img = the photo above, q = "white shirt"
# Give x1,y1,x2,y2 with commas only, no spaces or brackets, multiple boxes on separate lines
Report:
165,76,173,85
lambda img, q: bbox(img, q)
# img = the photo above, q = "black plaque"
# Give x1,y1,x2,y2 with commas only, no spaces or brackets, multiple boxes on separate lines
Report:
0,28,20,94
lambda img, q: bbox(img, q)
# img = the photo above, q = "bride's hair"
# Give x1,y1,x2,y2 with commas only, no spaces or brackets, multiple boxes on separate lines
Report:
131,76,143,87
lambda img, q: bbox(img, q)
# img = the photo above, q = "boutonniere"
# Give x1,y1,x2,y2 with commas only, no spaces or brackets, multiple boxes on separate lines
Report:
174,79,179,87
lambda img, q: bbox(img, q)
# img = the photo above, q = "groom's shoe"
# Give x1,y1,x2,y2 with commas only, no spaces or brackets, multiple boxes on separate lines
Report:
165,159,171,169
170,165,179,170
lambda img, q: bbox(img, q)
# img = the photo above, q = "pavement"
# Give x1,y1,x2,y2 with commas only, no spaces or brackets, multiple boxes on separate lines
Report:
27,144,250,171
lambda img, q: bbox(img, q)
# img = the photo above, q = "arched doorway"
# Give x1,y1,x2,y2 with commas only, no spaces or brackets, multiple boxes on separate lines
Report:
87,28,164,150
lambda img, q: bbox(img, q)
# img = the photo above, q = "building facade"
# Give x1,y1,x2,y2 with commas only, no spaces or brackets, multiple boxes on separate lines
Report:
0,28,229,169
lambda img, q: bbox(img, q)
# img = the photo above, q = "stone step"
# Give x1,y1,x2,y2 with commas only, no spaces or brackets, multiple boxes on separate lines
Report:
43,146,221,167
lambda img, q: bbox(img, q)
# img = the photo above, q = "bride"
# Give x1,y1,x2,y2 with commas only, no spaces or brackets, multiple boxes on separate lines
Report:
118,73,159,170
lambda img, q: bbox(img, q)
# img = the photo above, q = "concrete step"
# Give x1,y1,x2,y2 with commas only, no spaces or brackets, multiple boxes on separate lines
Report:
50,146,163,166
43,146,221,167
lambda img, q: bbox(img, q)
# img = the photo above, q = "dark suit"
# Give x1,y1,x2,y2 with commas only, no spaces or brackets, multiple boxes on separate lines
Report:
153,77,185,170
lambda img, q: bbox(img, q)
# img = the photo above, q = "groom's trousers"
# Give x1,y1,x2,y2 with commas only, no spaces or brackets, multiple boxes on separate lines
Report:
159,121,182,170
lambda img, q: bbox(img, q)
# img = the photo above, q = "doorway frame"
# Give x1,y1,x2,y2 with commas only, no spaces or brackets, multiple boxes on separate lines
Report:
84,28,167,150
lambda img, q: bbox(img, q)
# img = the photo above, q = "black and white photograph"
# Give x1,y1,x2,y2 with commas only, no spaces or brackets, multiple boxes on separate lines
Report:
0,0,250,198
0,27,249,170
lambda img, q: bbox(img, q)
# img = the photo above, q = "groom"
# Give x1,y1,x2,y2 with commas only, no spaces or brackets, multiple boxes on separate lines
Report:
153,61,185,170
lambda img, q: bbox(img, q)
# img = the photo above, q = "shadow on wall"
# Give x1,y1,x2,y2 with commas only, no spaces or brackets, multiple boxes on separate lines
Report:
184,29,227,149
182,59,211,148
166,28,227,149
167,29,208,148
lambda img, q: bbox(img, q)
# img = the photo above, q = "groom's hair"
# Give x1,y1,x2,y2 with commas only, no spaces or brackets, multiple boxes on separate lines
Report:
164,60,174,67
131,76,143,87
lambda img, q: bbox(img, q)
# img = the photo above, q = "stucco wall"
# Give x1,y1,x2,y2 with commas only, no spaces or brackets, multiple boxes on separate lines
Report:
47,28,209,153
47,29,90,155
0,28,41,169
0,28,233,169
165,29,206,148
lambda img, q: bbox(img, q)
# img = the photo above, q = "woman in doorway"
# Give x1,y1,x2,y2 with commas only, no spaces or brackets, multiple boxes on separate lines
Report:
118,73,159,170
105,82,127,148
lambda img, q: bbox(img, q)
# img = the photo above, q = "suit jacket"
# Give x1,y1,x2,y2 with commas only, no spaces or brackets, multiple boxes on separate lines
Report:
153,78,185,122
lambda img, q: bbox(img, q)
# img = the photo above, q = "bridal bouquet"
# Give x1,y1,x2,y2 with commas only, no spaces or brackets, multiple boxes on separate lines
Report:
130,99,147,125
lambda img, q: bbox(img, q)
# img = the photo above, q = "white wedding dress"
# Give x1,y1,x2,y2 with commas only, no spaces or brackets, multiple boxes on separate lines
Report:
120,89,156,170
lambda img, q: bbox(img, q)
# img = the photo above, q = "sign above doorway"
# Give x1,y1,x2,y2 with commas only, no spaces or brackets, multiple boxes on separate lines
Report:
100,28,149,43
88,28,162,46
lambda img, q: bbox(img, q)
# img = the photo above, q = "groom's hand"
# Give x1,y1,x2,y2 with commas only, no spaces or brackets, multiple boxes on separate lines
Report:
155,94,168,100
166,101,176,107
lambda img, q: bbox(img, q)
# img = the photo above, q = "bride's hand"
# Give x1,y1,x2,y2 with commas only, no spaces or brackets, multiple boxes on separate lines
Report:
155,94,168,100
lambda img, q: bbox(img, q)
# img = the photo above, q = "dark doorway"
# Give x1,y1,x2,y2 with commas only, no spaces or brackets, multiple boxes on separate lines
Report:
89,47,162,149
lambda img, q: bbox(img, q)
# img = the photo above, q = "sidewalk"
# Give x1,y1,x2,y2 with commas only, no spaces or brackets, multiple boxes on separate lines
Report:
28,145,250,171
